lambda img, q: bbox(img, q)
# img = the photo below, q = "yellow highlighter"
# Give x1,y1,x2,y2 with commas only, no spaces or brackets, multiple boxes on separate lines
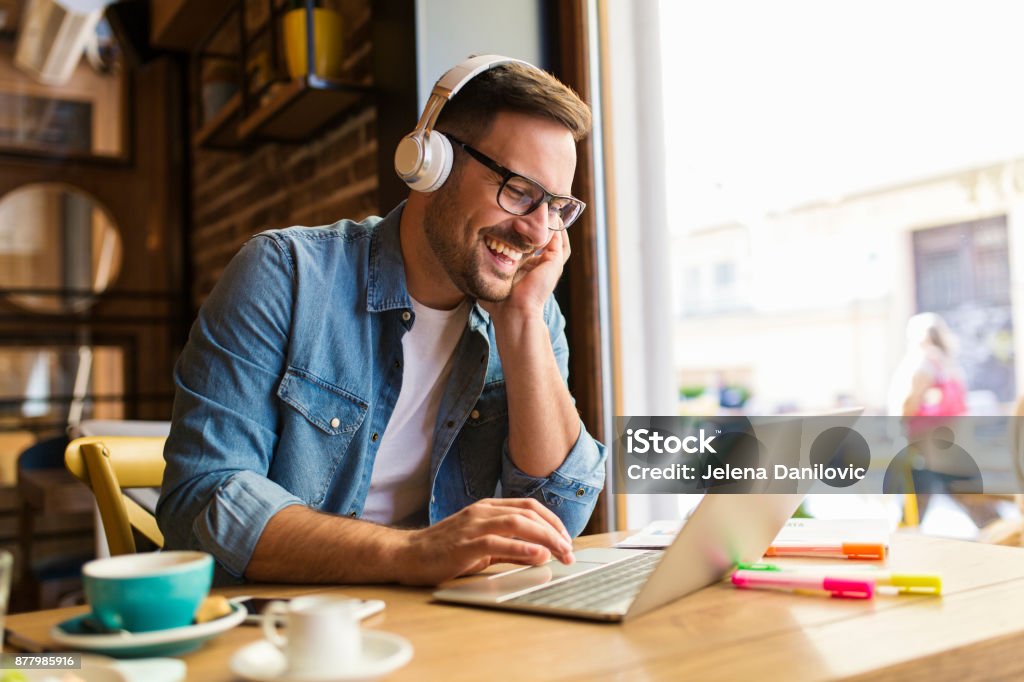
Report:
867,572,942,595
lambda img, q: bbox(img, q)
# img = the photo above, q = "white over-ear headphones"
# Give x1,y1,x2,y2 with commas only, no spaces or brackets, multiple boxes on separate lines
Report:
394,54,533,193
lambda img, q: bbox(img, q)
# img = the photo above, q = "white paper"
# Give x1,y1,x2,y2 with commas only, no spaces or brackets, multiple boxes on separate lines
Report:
615,517,890,550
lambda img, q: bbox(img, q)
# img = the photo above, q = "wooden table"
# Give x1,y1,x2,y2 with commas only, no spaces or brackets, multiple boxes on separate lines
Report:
5,531,1024,681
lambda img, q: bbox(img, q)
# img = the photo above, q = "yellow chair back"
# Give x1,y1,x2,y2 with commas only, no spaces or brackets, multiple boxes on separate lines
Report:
65,436,167,556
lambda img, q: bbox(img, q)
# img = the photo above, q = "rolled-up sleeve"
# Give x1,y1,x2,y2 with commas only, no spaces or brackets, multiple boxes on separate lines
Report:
499,297,607,537
157,235,302,578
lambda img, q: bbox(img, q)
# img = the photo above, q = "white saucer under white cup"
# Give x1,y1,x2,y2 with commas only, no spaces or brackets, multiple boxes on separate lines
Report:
262,596,361,676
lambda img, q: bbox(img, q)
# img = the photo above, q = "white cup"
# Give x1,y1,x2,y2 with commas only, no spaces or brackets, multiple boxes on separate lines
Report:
262,596,362,675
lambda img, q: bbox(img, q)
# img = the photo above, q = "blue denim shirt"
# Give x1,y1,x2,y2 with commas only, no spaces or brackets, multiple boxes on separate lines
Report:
157,202,606,580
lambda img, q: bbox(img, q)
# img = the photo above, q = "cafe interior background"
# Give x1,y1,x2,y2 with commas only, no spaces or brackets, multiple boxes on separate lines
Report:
1,0,1023,612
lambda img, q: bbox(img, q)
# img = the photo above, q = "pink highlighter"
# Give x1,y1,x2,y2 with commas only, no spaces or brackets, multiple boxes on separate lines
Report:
731,569,874,599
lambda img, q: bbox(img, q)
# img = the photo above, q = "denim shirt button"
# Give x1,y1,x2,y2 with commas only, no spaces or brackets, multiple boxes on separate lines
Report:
470,409,480,420
330,417,340,428
401,311,411,321
576,488,586,497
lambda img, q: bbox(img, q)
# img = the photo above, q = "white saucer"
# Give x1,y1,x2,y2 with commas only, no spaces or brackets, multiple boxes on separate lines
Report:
230,631,414,682
50,602,247,658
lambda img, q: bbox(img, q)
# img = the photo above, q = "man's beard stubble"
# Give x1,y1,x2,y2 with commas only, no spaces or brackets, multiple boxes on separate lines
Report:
422,183,517,303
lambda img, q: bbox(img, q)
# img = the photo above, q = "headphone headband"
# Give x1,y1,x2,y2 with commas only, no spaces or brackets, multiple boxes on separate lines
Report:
395,54,537,193
412,55,532,141
435,54,528,99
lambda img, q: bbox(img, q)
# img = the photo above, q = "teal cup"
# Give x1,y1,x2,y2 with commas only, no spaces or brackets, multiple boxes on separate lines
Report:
82,551,214,632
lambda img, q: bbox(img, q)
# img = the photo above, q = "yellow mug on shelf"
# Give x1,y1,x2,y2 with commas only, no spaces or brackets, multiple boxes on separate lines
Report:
283,7,344,80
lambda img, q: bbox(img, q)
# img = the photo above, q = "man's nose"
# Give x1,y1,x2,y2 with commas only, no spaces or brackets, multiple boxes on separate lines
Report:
513,204,552,249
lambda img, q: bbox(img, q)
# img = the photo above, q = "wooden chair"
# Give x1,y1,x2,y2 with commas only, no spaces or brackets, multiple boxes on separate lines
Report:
64,437,167,556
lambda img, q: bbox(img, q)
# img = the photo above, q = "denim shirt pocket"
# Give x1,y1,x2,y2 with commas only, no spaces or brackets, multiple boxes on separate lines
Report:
457,382,508,500
275,367,368,504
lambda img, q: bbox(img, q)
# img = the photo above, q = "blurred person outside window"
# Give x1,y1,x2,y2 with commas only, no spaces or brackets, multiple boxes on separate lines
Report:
887,312,973,526
889,313,968,419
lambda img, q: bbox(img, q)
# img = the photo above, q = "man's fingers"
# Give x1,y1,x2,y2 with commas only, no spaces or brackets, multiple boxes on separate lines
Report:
513,509,575,560
479,498,573,542
467,535,551,565
476,515,573,563
480,513,563,548
460,499,574,563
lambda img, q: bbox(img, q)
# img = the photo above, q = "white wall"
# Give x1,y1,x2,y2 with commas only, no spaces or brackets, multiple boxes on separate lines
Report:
414,0,545,111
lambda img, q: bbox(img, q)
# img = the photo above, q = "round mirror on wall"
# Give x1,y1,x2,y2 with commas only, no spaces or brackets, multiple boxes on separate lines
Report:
0,183,123,314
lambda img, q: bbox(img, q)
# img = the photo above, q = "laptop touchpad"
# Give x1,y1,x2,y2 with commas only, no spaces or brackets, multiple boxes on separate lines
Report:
438,560,607,600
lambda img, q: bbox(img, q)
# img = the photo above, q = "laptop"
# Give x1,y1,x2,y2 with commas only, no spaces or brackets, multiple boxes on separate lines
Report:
433,492,805,622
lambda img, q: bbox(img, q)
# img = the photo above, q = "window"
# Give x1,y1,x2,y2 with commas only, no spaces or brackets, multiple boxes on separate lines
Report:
0,345,125,429
658,1,1023,415
604,0,1024,531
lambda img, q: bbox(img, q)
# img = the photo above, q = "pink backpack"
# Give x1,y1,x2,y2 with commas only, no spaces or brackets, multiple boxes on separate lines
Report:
915,362,968,417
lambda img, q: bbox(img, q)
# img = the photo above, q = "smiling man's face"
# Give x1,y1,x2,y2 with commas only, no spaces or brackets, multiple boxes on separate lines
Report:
423,111,577,302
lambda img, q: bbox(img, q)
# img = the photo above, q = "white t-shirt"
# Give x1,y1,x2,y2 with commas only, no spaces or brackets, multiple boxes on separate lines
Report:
360,297,469,526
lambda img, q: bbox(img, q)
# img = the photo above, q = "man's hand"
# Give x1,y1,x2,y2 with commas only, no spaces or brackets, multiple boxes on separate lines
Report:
396,498,575,586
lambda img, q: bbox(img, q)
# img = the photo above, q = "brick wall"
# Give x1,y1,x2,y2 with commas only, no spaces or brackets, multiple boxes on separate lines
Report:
189,4,379,306
190,109,379,305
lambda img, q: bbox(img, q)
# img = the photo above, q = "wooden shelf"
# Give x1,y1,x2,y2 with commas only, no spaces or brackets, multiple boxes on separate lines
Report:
151,0,235,51
189,1,373,150
192,91,244,150
236,75,371,143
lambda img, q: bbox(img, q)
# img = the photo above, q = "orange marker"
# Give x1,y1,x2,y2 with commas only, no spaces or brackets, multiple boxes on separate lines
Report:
765,542,886,560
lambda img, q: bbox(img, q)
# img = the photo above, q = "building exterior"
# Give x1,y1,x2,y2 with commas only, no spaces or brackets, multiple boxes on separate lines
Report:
675,159,1024,414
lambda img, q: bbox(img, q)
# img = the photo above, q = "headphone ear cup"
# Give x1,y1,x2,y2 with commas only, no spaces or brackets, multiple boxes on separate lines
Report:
395,131,453,193
394,131,426,185
415,131,454,193
423,131,456,192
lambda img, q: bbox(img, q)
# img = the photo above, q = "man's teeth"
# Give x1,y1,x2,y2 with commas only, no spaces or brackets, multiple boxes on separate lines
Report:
484,237,523,262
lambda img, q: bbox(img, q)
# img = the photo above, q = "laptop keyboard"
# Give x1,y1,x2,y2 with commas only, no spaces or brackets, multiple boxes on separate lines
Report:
504,551,663,612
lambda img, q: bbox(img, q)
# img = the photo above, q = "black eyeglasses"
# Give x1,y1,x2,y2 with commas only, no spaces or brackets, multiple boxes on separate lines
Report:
447,135,585,231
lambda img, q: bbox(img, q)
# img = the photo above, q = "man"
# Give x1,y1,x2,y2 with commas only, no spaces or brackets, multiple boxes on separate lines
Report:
157,58,606,586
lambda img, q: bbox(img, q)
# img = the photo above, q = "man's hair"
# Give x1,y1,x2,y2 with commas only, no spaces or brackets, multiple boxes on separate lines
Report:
436,62,592,144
